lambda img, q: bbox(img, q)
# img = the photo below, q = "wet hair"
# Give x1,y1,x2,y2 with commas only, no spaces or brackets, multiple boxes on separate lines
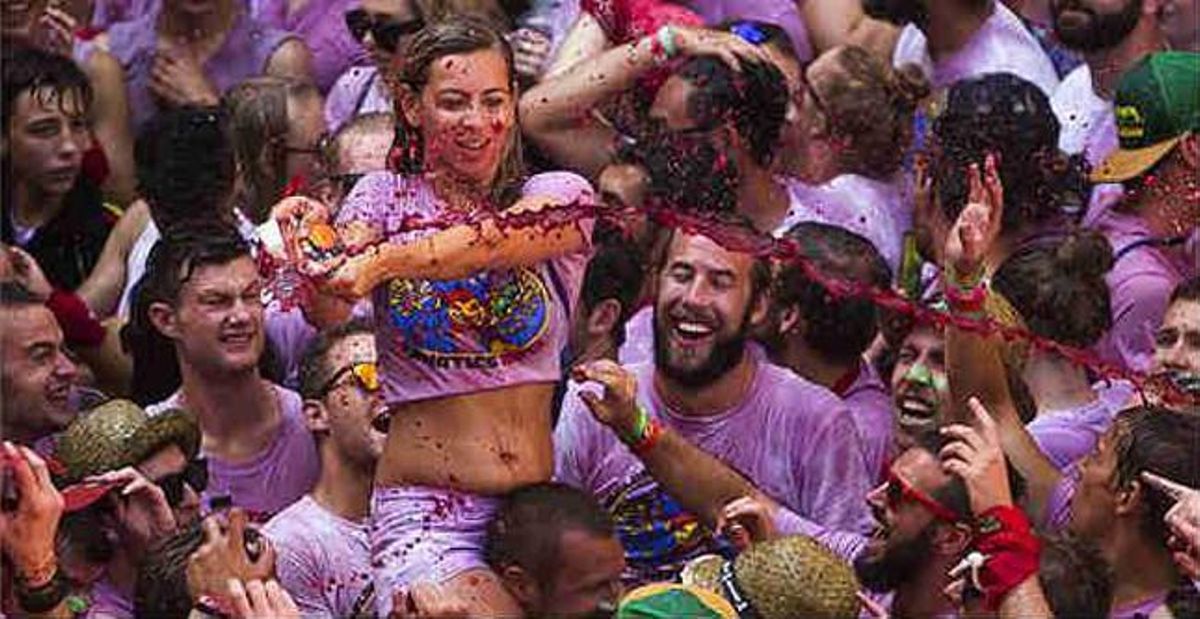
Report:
1112,406,1200,617
2,43,93,132
222,77,322,224
121,223,252,405
1037,533,1112,618
135,106,236,233
768,222,892,364
393,15,524,207
992,231,1114,348
297,318,374,400
933,73,1088,230
134,521,205,618
1170,275,1200,304
580,232,647,347
485,482,615,587
674,55,789,168
1114,406,1200,546
819,46,930,179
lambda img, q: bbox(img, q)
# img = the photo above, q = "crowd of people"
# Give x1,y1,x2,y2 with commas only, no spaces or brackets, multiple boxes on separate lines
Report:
1,0,1198,616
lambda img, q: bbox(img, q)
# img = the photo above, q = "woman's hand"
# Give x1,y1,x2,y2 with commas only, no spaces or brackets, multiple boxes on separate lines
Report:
943,153,1003,284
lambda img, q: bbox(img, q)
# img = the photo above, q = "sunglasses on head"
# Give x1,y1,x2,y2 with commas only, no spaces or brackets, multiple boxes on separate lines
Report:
319,361,380,396
157,458,208,508
344,8,425,53
885,470,962,523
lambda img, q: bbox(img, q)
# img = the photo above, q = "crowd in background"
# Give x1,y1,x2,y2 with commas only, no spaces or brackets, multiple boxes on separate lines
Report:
1,0,1199,616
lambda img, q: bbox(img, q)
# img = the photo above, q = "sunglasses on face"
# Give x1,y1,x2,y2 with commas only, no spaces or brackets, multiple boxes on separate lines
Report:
885,470,961,523
156,458,208,508
344,8,424,53
319,361,380,397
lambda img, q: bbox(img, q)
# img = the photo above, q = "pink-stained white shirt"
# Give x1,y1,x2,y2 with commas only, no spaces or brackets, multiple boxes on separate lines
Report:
264,495,373,617
892,3,1059,95
336,171,595,407
555,359,873,584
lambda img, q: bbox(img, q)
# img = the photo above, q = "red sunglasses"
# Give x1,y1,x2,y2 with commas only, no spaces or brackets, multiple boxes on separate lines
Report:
886,470,962,523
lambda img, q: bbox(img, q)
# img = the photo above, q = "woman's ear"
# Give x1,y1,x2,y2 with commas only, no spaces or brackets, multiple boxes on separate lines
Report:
399,87,422,130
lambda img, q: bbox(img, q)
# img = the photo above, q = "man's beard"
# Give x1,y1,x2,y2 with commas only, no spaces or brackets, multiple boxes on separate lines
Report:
653,307,751,388
854,525,936,593
861,0,928,28
1052,0,1144,52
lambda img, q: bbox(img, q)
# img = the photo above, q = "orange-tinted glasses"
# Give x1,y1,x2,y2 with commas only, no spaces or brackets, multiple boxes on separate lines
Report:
319,361,380,396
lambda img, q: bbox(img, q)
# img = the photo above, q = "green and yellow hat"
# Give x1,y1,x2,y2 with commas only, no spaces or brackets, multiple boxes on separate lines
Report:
1093,51,1200,183
617,583,738,619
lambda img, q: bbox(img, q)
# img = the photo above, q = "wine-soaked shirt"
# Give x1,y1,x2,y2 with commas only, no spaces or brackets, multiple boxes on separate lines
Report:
555,360,873,585
148,384,319,519
264,495,374,617
336,171,595,407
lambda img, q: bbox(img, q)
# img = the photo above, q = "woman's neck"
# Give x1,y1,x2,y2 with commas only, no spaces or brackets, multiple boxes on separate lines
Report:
1022,352,1096,414
430,169,493,214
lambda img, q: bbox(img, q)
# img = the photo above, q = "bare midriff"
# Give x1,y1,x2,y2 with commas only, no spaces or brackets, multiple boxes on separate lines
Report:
375,382,556,495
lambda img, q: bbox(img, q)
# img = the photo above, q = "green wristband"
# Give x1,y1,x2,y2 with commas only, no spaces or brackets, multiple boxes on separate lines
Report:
621,405,650,446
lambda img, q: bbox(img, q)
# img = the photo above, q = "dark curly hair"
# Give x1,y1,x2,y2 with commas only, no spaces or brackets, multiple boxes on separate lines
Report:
135,106,236,233
992,231,1114,348
674,55,789,168
767,222,893,364
933,73,1088,231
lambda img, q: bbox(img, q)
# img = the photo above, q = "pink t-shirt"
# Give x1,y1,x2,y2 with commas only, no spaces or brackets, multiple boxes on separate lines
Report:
554,360,873,584
839,360,895,484
148,384,319,519
264,495,373,617
892,3,1059,95
1085,208,1192,372
336,171,595,406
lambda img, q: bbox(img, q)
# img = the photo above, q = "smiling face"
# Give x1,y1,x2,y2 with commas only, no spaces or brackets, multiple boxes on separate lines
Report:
403,47,515,188
0,303,78,441
653,233,765,387
890,325,949,436
152,256,265,376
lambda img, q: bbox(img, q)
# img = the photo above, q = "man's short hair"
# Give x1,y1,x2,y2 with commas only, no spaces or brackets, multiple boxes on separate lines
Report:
297,318,374,400
0,282,44,309
1037,533,1112,618
135,107,236,232
769,222,892,365
581,230,646,347
485,482,615,585
674,54,789,168
2,44,93,131
122,222,251,404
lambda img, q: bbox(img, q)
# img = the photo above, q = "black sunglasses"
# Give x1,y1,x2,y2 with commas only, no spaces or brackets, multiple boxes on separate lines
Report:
157,458,208,508
344,9,425,53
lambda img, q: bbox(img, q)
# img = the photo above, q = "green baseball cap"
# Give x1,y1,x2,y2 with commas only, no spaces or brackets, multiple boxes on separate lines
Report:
617,583,737,619
1093,51,1200,183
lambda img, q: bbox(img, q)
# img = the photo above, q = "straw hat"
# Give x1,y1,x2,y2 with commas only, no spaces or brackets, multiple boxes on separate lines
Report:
55,400,200,484
733,535,862,619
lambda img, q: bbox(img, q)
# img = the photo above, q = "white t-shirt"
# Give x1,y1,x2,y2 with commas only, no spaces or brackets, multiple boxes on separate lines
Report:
777,174,907,274
892,3,1060,95
1051,64,1118,167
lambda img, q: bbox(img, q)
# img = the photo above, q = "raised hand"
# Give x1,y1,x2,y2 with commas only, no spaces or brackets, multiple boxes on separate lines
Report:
717,495,780,551
187,509,276,603
1141,471,1200,579
0,442,64,587
939,397,1013,514
943,153,1004,283
570,359,641,439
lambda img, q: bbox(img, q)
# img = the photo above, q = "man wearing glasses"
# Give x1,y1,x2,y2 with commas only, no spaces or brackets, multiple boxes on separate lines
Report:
264,319,385,617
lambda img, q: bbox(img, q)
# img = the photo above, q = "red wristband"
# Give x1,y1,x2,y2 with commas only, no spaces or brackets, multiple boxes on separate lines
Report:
973,505,1041,610
944,280,988,315
46,289,105,347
